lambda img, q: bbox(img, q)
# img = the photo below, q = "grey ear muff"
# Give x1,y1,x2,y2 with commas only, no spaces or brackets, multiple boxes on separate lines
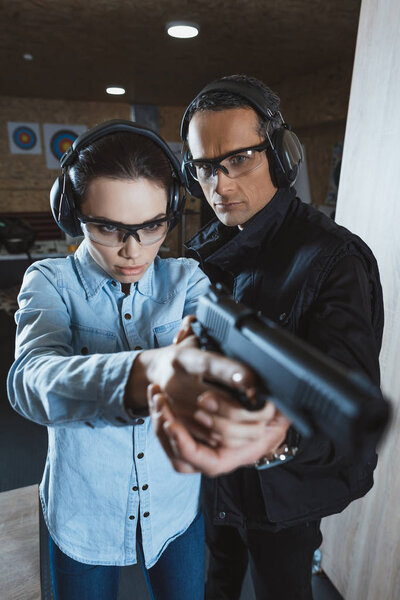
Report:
50,120,186,237
268,127,303,188
180,80,303,195
50,173,83,237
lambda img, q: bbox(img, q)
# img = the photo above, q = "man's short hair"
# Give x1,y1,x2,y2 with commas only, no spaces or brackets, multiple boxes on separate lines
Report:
184,74,282,140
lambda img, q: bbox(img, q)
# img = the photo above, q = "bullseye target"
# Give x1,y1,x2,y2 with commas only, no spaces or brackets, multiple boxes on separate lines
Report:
50,130,78,160
7,122,42,154
13,126,37,150
43,123,87,169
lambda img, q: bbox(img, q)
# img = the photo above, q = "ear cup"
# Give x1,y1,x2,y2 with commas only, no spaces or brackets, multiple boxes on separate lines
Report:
269,128,303,188
167,177,186,230
181,147,206,200
50,174,82,237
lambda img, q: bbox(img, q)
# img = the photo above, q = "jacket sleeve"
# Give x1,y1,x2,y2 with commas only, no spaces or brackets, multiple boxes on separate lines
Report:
289,253,383,466
7,265,138,428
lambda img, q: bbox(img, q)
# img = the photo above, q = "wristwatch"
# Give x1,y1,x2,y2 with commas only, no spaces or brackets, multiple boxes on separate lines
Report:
253,444,298,470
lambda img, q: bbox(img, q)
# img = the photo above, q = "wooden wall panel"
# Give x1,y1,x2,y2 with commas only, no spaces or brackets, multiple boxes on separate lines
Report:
0,96,131,212
320,1,400,598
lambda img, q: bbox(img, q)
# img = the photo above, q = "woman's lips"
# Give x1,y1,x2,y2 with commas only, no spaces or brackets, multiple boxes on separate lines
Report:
116,265,145,276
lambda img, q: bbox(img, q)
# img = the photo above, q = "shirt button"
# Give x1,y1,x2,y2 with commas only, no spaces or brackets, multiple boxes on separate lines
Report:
136,418,144,425
219,511,226,519
132,486,138,491
81,347,89,355
124,313,132,320
143,512,150,518
129,515,135,520
137,452,144,459
111,281,117,287
142,484,148,491
134,346,143,350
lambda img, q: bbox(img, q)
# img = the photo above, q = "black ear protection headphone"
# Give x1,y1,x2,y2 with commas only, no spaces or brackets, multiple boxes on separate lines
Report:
50,119,186,238
180,80,303,198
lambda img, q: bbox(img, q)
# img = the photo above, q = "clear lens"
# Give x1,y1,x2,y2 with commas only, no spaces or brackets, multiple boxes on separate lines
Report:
81,220,168,247
189,147,267,183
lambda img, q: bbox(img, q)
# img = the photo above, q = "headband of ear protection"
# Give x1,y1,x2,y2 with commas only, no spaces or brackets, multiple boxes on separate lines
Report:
180,80,303,197
50,119,186,238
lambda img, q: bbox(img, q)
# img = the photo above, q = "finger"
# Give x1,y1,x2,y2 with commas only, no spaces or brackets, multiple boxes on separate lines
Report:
163,419,293,477
173,347,256,391
149,397,199,473
197,392,281,424
147,382,162,409
173,315,197,344
162,420,202,473
193,412,271,447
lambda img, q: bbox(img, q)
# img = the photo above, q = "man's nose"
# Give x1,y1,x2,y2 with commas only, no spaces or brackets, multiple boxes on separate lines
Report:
214,168,234,195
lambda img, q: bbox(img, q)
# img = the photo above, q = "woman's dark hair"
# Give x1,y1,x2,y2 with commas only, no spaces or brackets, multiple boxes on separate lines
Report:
69,132,173,207
184,74,281,139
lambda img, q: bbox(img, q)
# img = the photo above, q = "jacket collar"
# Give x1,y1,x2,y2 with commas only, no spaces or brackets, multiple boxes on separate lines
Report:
185,188,296,270
73,240,154,299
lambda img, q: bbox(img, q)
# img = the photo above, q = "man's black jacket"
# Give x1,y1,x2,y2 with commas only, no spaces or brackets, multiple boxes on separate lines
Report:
185,188,384,530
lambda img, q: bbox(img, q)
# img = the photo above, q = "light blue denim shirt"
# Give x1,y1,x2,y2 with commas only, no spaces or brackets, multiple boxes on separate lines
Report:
7,241,210,567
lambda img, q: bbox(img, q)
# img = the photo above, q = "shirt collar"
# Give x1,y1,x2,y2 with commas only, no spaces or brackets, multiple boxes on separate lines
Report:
185,188,296,268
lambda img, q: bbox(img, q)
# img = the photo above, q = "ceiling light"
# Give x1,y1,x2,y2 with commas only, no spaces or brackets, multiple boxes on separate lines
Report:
167,22,199,39
23,53,34,61
106,86,126,96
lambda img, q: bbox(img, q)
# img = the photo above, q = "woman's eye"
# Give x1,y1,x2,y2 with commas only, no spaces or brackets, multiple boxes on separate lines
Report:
97,224,118,234
143,223,162,233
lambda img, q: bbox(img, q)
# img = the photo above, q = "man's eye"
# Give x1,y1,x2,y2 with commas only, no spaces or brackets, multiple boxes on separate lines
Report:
229,154,249,166
196,164,213,178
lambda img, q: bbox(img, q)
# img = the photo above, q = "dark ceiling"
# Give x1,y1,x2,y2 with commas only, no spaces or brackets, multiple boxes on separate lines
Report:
0,0,361,106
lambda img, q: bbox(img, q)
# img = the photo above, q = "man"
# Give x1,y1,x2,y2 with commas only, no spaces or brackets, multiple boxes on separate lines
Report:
149,74,384,599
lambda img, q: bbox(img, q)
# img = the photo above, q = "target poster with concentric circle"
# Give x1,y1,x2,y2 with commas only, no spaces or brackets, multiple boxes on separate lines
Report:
43,123,87,169
7,122,42,154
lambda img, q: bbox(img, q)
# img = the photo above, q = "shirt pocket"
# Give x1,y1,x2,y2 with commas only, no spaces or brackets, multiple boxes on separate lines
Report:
70,323,118,355
153,319,182,348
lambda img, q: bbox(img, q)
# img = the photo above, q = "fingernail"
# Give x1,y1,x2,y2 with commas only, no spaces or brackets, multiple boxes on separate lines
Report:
198,395,218,412
194,410,214,428
232,372,244,384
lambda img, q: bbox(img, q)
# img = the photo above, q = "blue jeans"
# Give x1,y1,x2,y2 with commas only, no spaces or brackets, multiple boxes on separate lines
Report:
49,513,205,600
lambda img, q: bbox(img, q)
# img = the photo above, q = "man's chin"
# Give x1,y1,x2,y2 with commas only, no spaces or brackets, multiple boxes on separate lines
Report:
215,209,246,228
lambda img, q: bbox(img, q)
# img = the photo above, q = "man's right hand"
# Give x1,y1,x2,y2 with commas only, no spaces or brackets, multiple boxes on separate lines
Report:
148,384,291,477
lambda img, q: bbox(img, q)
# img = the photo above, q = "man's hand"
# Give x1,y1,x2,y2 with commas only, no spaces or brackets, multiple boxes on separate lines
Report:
148,384,291,477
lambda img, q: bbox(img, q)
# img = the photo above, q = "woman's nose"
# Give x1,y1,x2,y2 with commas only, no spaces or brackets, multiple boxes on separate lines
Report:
119,234,141,258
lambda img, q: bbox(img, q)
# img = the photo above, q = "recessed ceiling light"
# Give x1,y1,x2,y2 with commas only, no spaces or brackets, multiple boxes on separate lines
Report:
167,22,199,39
23,53,34,61
106,86,126,96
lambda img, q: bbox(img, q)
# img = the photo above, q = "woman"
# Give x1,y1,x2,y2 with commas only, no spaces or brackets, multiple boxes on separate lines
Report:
7,121,211,600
